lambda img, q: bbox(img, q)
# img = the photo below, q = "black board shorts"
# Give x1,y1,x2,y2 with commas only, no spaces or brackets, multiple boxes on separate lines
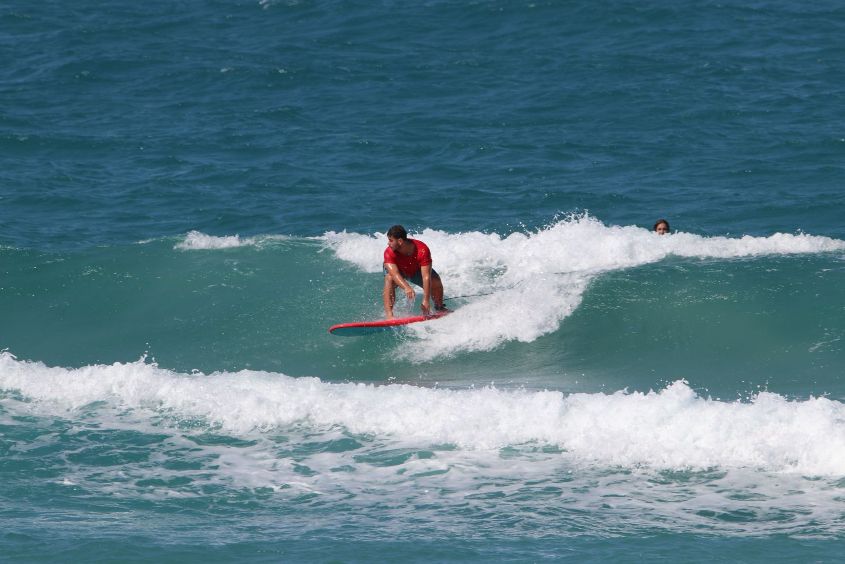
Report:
384,266,440,288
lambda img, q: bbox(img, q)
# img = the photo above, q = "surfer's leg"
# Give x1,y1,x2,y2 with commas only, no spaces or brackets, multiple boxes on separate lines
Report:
408,269,445,309
383,272,397,318
431,272,444,309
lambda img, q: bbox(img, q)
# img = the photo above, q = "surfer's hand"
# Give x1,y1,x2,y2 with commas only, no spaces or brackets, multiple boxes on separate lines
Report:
421,300,431,316
403,286,415,301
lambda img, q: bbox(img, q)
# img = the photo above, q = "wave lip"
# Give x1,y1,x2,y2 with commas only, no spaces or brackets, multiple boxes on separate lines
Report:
2,353,844,476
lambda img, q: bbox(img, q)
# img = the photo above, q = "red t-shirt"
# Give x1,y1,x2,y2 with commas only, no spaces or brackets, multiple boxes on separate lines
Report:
383,239,432,278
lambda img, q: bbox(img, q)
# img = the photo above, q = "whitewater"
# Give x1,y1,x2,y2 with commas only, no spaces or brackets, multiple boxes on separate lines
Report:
3,351,845,475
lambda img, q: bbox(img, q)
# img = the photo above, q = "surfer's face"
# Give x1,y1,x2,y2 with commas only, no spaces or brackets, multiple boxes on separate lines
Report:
655,222,669,235
387,236,403,251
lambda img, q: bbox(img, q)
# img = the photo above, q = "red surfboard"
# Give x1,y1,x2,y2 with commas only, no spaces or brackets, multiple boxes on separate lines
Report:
329,309,451,336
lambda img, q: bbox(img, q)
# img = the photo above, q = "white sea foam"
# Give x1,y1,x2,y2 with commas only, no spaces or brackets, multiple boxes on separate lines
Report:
322,216,845,359
174,230,250,250
2,351,844,476
174,230,288,250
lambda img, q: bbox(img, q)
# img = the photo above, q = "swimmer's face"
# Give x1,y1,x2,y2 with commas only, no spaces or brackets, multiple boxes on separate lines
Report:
655,222,669,235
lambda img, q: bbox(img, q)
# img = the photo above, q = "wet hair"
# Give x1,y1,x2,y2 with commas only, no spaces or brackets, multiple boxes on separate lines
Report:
386,225,407,240
653,219,670,232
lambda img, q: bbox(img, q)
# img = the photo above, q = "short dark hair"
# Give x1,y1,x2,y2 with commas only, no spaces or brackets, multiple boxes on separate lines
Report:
653,219,670,232
387,225,407,239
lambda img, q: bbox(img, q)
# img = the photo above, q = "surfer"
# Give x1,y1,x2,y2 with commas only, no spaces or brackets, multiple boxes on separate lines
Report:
383,225,446,319
654,219,670,234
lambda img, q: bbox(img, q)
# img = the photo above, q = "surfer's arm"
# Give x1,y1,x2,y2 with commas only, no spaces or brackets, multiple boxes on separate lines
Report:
420,264,432,315
383,263,415,318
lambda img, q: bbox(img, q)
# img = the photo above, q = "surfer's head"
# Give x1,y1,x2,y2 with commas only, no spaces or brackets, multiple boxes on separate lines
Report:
654,219,670,235
387,225,407,240
386,225,408,250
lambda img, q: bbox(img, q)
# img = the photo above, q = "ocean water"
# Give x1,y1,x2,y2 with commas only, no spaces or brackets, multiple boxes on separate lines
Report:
2,0,845,561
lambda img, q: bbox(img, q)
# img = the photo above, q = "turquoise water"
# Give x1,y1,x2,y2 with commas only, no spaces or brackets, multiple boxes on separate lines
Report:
3,1,845,561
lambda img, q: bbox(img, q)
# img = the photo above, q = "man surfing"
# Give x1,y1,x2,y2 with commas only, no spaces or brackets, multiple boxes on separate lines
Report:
383,225,447,319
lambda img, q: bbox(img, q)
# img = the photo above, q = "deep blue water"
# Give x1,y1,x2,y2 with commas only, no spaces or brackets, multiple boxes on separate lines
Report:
2,1,845,561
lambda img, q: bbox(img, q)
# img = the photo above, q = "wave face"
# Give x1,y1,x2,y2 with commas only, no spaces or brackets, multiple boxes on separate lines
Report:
3,218,845,401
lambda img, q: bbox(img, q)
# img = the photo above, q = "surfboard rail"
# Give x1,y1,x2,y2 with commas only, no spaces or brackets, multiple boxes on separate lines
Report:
329,310,451,336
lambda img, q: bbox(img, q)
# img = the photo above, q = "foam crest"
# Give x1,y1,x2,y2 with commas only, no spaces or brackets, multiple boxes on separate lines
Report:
174,231,288,250
323,216,845,358
2,353,844,475
174,230,247,250
324,216,845,280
